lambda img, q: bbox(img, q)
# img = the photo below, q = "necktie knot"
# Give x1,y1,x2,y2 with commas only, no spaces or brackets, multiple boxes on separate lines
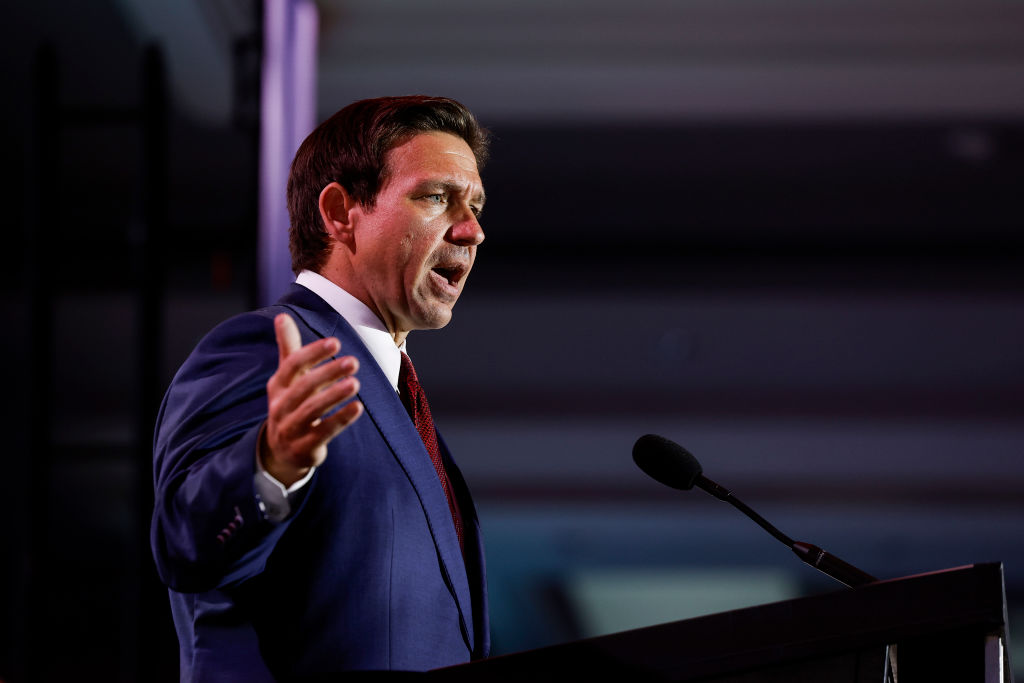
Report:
399,352,423,417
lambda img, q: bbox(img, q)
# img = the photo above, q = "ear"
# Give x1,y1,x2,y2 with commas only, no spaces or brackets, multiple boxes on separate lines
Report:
318,182,358,246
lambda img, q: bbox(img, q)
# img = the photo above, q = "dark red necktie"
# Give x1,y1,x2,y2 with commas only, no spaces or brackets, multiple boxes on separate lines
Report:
399,352,464,552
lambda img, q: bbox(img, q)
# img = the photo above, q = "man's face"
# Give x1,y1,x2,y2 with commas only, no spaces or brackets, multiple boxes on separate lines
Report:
347,131,485,340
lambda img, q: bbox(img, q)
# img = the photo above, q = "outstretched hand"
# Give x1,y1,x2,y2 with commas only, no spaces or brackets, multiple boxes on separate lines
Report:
260,313,364,486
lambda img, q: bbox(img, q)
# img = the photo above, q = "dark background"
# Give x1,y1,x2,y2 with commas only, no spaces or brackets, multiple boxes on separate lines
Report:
2,1,1023,680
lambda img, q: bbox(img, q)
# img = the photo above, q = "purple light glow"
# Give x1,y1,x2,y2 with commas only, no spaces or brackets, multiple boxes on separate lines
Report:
258,0,319,306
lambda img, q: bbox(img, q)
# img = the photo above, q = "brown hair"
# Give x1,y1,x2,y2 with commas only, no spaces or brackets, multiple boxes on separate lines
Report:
286,95,491,274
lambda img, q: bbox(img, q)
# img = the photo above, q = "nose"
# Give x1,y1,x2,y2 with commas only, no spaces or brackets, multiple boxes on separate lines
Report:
449,205,485,247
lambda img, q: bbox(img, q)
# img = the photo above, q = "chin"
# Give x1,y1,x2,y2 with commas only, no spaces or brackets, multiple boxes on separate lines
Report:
425,313,454,330
410,306,454,331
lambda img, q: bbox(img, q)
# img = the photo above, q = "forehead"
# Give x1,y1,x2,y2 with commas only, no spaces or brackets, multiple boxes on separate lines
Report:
383,131,482,191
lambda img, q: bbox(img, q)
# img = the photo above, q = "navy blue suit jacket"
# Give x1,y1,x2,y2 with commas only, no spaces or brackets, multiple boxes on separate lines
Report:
151,284,488,681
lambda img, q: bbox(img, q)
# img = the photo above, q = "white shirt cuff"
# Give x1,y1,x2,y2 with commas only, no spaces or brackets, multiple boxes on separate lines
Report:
254,429,316,522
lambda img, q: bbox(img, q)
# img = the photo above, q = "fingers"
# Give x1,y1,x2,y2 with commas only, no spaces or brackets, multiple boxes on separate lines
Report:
270,366,361,441
271,326,341,392
283,399,364,462
271,354,359,418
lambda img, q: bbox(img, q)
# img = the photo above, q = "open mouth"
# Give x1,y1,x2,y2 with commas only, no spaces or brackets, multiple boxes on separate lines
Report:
432,266,459,286
430,264,467,288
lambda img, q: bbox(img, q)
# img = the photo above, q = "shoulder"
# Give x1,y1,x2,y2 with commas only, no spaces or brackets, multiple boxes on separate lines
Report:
181,308,280,378
158,309,280,428
187,285,334,366
197,306,280,351
164,287,341,401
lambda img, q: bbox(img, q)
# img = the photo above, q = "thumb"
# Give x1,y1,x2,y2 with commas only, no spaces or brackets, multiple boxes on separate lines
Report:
274,313,302,364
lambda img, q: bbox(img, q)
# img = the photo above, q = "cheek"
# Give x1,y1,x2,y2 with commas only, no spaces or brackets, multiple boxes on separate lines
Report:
404,226,440,263
398,234,416,253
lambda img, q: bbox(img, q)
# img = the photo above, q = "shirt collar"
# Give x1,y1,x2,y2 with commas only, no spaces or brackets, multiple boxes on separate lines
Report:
295,270,406,391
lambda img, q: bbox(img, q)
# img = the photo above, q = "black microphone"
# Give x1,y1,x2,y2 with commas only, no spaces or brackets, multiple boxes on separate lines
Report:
632,434,877,588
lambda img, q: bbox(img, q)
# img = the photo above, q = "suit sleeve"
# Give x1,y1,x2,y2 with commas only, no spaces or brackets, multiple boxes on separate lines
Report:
150,309,304,593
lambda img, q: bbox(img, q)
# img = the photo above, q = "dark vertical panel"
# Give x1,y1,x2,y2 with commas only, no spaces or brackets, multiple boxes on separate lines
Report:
136,44,177,682
23,44,59,683
237,0,264,310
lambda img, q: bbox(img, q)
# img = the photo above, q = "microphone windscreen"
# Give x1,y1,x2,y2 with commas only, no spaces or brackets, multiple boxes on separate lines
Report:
632,434,704,490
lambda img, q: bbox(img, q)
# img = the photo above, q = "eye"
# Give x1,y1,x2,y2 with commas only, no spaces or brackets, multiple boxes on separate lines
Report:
470,205,483,218
423,193,446,205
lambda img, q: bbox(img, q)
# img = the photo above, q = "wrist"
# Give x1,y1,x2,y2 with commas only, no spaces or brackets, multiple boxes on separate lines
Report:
258,422,311,488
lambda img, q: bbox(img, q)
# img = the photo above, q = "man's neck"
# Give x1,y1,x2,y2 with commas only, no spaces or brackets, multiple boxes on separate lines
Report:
313,265,408,347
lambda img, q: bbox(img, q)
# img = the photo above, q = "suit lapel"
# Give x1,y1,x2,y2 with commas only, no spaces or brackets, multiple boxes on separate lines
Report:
276,284,477,654
437,431,489,659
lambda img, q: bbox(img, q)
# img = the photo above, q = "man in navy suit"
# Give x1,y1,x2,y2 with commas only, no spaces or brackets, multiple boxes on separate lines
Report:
151,96,490,681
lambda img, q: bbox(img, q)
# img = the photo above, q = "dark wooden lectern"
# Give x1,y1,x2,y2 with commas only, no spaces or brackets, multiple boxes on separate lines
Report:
432,563,1012,682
